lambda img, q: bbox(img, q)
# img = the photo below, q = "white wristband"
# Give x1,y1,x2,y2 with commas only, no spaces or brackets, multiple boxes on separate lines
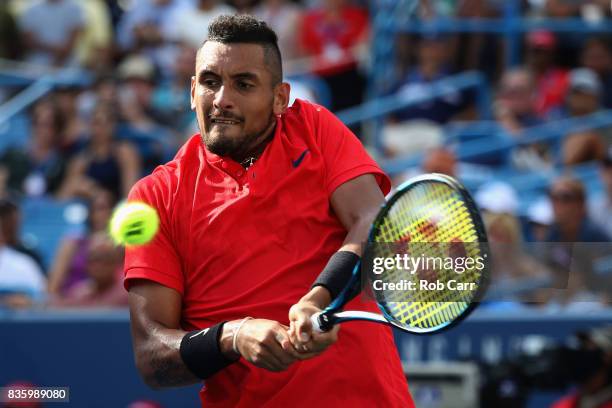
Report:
232,317,253,354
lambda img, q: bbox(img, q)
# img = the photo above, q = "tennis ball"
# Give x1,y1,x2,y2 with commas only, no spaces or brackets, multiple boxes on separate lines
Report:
109,202,159,246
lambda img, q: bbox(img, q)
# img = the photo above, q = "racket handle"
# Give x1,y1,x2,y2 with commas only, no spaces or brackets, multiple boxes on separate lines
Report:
311,312,334,332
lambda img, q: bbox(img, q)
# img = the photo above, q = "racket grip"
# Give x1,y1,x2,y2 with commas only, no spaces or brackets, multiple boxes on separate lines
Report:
311,312,333,332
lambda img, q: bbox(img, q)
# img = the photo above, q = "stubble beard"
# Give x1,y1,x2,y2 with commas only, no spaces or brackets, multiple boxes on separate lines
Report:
200,112,276,159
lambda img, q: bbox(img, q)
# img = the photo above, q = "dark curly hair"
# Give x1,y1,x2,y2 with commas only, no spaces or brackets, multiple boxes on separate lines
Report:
199,14,283,85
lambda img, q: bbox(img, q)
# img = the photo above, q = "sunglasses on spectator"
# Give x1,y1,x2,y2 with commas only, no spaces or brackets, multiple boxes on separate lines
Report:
549,191,582,202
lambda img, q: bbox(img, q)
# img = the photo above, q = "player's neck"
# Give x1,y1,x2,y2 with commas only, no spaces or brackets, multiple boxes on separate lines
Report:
233,120,277,168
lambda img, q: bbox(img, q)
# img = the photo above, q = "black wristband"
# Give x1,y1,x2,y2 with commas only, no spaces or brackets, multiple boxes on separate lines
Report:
179,322,234,380
312,251,360,299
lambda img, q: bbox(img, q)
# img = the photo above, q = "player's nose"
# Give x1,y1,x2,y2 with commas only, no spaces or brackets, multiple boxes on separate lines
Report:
213,85,235,111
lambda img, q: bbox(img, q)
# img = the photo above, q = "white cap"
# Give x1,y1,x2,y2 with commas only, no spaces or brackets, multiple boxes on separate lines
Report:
475,181,519,214
569,68,602,96
527,196,553,226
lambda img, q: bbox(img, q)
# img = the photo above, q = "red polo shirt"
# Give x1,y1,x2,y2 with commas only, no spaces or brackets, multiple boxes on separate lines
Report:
124,99,413,407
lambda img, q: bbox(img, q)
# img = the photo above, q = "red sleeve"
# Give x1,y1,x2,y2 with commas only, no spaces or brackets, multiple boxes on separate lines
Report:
309,103,391,196
123,171,184,295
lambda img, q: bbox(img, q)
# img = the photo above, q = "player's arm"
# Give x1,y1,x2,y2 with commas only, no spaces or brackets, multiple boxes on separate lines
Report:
289,174,385,349
129,280,304,388
129,280,207,388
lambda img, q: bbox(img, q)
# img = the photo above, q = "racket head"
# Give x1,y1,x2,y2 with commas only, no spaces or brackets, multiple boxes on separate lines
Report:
364,173,489,334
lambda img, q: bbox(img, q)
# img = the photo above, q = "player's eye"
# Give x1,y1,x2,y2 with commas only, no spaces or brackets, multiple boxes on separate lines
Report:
202,79,220,88
237,81,254,90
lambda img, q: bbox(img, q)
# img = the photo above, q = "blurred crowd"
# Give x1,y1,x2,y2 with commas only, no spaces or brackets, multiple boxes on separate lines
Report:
0,0,610,311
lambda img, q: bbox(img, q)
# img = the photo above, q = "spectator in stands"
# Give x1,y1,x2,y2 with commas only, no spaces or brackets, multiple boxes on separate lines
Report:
165,0,235,49
152,44,197,140
526,196,554,242
561,68,607,166
74,0,113,72
229,0,255,14
18,0,84,67
48,189,117,296
548,176,609,242
48,231,127,308
299,0,369,111
0,215,46,309
0,2,22,61
541,1,590,67
455,0,502,80
394,146,456,185
57,103,141,200
546,0,611,20
494,68,551,170
476,182,551,307
116,0,190,76
544,177,610,309
411,0,455,19
77,73,120,123
0,100,67,197
525,30,569,117
495,68,542,133
118,55,159,113
590,151,612,239
581,36,612,110
254,0,303,61
54,86,87,158
422,147,457,177
0,199,44,272
389,33,472,124
116,55,173,171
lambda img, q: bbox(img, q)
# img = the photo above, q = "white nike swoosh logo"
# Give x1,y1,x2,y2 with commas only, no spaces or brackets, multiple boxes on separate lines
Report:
189,328,210,339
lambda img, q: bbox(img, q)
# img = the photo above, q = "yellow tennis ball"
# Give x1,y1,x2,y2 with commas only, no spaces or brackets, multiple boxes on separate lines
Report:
109,202,159,246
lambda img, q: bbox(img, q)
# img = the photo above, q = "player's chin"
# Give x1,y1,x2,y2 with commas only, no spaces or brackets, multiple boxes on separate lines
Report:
208,125,243,141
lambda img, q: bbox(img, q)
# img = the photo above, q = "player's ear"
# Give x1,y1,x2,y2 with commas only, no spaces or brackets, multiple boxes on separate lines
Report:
273,82,290,115
190,76,196,110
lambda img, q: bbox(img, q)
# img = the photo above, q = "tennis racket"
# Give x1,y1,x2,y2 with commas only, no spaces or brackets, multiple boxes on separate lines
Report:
312,173,489,334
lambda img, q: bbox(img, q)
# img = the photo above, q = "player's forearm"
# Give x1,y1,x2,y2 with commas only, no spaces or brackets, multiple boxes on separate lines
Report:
338,211,377,256
307,212,376,306
298,286,332,309
137,322,245,389
135,327,201,389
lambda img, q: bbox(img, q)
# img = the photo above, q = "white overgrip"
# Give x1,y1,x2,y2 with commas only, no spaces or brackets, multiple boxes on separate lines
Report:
311,312,324,332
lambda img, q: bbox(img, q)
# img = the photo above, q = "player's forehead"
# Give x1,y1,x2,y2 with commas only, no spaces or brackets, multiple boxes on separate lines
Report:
195,41,268,78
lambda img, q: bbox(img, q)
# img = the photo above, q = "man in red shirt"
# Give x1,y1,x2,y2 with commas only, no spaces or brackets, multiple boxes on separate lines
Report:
125,15,413,407
299,0,369,111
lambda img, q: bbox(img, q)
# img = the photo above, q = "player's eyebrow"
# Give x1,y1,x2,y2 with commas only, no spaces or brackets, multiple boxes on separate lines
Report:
197,69,260,83
197,69,220,80
232,72,259,82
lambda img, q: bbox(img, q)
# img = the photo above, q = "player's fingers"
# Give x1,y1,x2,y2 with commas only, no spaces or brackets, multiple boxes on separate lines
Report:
308,325,340,352
293,313,313,347
263,340,297,368
252,345,291,372
275,329,303,360
287,322,302,349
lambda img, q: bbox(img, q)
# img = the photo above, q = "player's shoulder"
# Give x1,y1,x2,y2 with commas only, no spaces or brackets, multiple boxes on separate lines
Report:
285,99,338,129
128,135,202,204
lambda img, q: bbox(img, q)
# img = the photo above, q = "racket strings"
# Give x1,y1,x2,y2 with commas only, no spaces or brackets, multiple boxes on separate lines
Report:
371,182,485,331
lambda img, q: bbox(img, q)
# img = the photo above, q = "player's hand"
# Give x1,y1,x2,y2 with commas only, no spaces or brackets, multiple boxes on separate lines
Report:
234,319,305,372
288,300,339,355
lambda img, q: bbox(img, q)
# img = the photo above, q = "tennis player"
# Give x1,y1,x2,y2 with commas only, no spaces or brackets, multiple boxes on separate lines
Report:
125,15,413,407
